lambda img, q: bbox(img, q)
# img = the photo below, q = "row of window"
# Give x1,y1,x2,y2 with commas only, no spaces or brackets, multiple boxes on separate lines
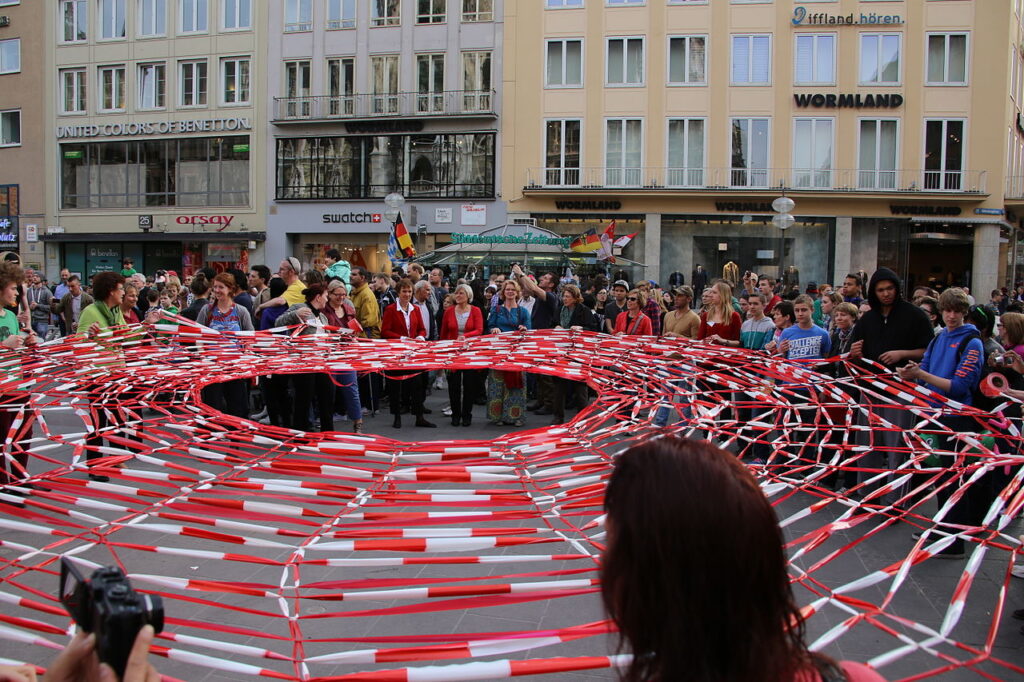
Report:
59,58,250,114
60,0,252,42
544,0,947,6
543,117,965,191
57,0,494,42
283,0,493,31
546,32,968,88
280,51,491,104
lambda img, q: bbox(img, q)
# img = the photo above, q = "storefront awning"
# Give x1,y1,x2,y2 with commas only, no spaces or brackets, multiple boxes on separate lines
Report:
40,232,266,243
906,216,1013,230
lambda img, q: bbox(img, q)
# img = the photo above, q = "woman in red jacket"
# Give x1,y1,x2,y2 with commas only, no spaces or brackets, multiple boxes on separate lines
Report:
381,278,434,429
440,283,484,426
613,289,654,336
698,280,742,346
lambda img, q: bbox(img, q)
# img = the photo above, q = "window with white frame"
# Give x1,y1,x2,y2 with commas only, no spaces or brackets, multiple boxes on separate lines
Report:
0,110,19,147
418,0,445,23
608,0,643,5
60,68,87,114
927,33,968,85
462,0,492,21
860,33,901,84
546,39,582,87
328,57,354,114
462,51,491,111
731,34,770,84
794,34,835,85
605,119,642,186
730,117,769,187
222,57,250,105
607,37,643,85
328,0,355,28
138,62,166,109
924,118,964,190
371,55,399,113
223,0,252,30
417,53,445,112
372,0,400,26
858,118,898,189
138,0,166,37
99,0,126,39
792,118,833,188
668,35,706,84
285,0,312,31
180,0,208,33
61,0,88,42
0,39,18,74
545,119,581,185
179,60,208,107
547,0,583,7
285,60,312,116
99,65,126,111
667,118,704,186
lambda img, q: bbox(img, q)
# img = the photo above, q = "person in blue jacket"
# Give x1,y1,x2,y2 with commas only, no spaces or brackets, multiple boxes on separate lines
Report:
898,287,983,406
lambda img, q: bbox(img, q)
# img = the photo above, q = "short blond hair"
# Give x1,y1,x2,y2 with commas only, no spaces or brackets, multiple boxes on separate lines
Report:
833,302,860,320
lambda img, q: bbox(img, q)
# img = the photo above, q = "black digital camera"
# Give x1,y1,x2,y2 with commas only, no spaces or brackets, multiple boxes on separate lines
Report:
60,557,164,679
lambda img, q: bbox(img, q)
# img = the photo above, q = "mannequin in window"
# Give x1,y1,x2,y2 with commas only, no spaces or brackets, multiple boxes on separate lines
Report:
783,265,800,290
722,261,740,288
692,265,709,293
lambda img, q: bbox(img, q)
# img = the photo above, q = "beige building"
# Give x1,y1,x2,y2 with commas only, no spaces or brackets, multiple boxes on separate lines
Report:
0,0,45,269
42,0,266,279
503,0,1020,297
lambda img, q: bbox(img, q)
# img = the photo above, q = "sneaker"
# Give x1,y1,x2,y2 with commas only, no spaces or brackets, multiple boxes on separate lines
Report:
353,422,364,434
361,407,370,416
250,408,268,421
258,416,271,425
1012,565,1024,579
442,407,453,416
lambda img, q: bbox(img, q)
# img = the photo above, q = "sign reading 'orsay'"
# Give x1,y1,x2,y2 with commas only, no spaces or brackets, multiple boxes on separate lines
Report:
794,94,903,109
792,7,903,26
55,118,252,139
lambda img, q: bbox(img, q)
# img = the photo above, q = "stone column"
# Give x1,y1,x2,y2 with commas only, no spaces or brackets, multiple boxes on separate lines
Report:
644,213,662,285
833,216,852,286
972,222,1001,296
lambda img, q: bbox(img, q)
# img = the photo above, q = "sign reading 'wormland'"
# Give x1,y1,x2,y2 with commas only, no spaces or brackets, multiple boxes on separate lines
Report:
794,94,903,109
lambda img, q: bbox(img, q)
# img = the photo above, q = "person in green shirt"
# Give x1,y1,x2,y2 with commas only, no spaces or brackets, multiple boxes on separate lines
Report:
120,258,138,277
0,261,37,492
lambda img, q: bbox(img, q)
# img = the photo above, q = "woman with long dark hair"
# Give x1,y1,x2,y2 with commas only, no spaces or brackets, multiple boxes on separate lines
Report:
602,437,885,682
275,283,336,432
195,273,254,420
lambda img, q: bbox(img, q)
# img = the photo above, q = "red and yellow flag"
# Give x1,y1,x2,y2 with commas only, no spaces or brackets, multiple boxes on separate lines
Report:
393,212,415,259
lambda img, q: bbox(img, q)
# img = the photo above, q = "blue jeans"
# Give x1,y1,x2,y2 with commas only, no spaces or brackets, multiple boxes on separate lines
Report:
654,375,693,427
332,371,362,421
31,320,48,337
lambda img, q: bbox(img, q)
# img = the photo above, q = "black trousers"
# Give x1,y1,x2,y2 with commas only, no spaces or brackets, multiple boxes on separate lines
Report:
447,369,478,422
387,371,425,416
553,378,589,421
264,374,292,427
201,379,249,420
359,372,382,411
291,373,335,432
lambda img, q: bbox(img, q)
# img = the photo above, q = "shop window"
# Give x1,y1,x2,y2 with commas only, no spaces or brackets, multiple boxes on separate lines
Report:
545,119,581,186
60,135,250,209
327,0,356,29
792,118,833,188
860,33,901,85
924,119,964,190
730,117,770,187
926,33,968,85
668,35,706,85
275,132,495,200
858,119,898,189
547,39,583,88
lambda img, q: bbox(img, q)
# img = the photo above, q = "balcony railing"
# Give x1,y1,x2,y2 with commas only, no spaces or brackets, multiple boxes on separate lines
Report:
273,90,496,122
1006,176,1024,200
525,167,988,194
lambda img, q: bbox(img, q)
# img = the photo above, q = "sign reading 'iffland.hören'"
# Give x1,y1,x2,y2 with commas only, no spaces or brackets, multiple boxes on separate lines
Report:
792,7,904,26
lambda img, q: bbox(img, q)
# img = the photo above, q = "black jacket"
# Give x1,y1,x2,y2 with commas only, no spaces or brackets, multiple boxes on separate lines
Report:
556,303,600,332
849,267,934,369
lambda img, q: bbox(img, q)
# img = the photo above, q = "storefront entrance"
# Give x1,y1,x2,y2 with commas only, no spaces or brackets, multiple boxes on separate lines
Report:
906,233,973,292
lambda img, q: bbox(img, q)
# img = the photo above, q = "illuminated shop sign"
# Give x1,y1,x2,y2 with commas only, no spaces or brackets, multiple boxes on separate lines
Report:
55,118,252,139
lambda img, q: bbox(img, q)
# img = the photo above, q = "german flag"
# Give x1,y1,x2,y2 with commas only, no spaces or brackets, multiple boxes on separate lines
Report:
393,212,415,258
569,228,602,253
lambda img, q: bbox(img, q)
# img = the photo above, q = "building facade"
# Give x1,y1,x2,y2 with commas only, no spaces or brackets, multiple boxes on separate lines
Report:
43,0,266,280
0,0,45,270
265,0,504,273
503,0,1018,296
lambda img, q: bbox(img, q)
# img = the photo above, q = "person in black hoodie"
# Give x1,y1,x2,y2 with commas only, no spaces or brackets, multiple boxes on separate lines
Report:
848,267,935,504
